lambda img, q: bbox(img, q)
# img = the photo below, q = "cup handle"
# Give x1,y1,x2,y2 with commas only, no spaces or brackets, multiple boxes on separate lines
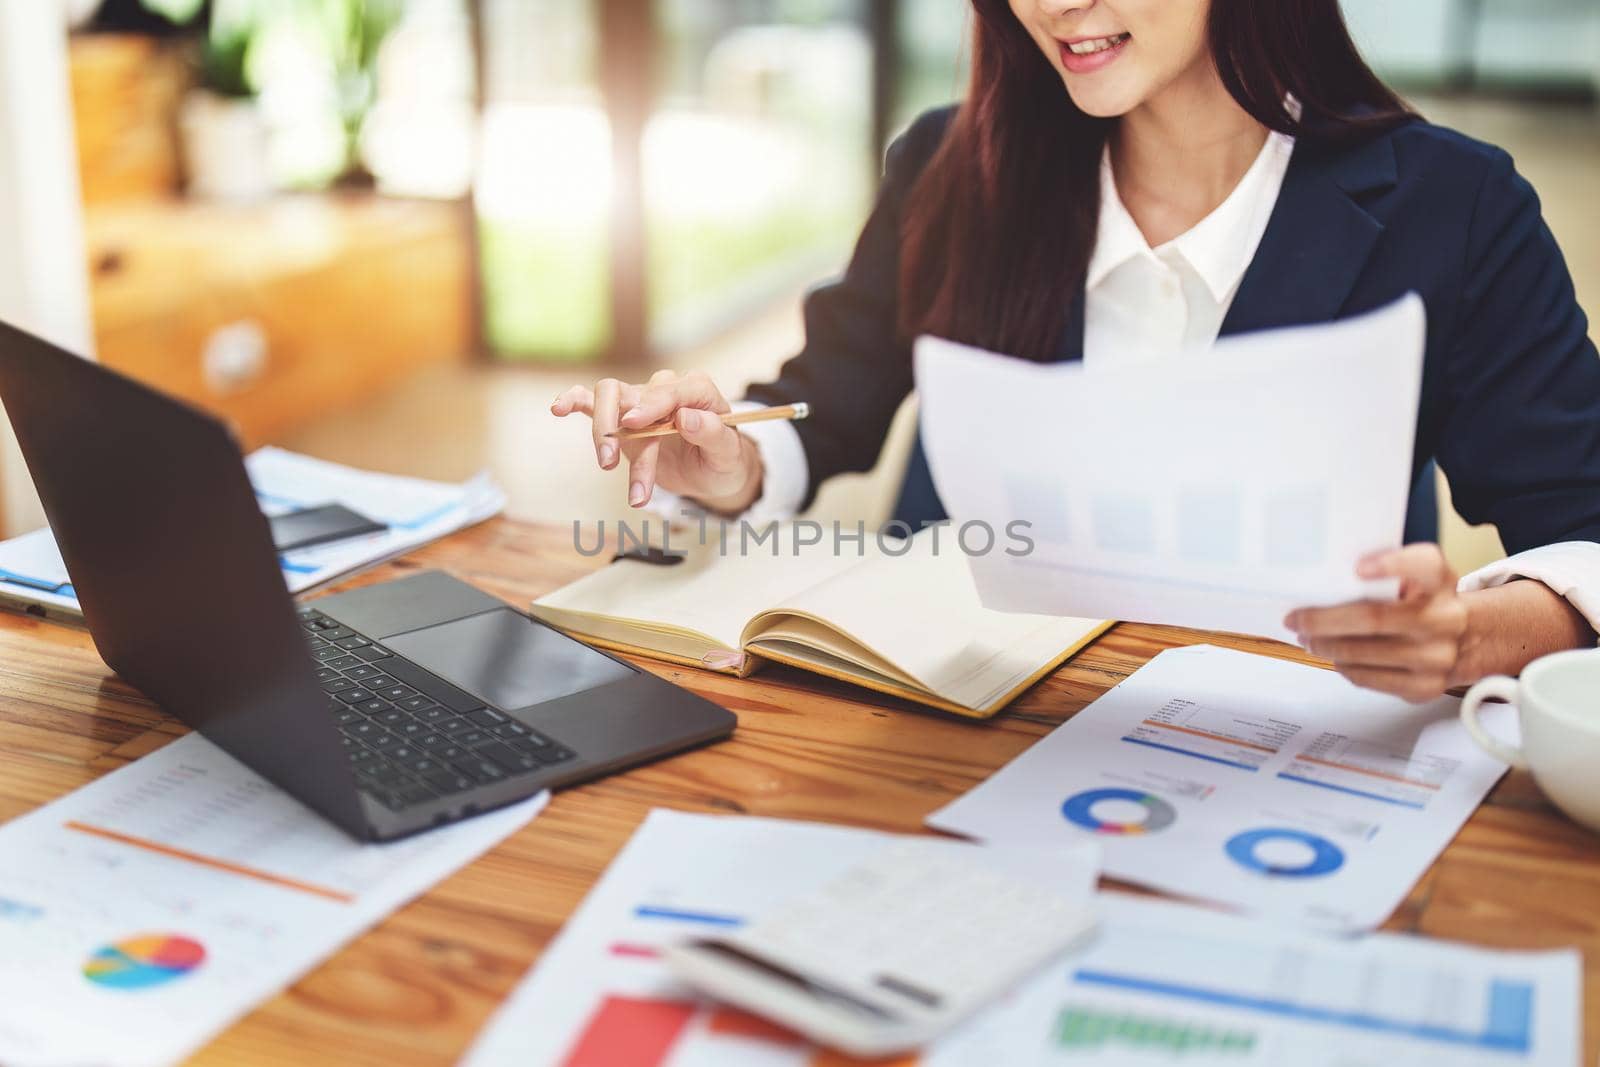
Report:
1459,675,1529,769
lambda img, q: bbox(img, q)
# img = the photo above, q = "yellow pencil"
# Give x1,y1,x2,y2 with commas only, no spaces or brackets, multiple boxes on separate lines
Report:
605,402,810,441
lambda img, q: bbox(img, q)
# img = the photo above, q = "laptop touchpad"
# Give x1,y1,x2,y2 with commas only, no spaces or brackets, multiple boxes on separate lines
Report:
384,609,634,711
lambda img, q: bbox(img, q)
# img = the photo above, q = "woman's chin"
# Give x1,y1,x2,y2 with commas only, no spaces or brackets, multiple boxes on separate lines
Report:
1061,77,1146,119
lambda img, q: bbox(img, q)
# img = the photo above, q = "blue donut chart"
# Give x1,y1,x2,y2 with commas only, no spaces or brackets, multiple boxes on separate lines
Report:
1061,787,1177,835
1225,828,1344,878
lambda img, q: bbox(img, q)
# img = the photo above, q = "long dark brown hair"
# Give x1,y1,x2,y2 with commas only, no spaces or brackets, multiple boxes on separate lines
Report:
899,0,1413,361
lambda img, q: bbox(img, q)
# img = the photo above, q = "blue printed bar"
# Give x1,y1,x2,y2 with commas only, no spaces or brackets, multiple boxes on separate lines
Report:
1071,969,1535,1053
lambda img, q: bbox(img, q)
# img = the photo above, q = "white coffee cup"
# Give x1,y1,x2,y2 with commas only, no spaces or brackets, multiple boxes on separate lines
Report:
1460,648,1600,832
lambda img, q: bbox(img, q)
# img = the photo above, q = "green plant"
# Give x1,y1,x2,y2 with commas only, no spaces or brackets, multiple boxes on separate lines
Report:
316,0,407,152
138,0,404,108
137,0,249,97
202,7,252,98
138,0,205,23
141,0,406,182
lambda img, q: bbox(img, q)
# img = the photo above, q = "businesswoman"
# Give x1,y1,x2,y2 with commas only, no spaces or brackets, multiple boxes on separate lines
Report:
554,0,1600,701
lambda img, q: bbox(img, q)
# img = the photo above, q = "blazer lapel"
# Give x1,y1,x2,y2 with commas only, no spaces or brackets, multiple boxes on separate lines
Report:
1049,125,1400,359
1051,287,1087,363
1220,130,1399,337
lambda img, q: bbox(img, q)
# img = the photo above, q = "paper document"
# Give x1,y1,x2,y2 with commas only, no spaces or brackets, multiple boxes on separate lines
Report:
914,295,1427,642
0,447,505,621
0,527,78,615
0,733,546,1067
463,810,1099,1067
938,892,1580,1066
928,645,1514,931
465,810,1576,1067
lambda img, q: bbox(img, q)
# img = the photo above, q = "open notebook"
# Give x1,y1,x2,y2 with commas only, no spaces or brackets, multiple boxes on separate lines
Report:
530,527,1110,718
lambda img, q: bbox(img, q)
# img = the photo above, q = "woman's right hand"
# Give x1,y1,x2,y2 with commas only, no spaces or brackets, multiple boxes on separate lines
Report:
551,369,764,513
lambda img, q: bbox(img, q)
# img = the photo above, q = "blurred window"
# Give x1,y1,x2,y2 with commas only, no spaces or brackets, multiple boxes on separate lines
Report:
894,0,968,134
361,0,477,200
646,0,873,350
476,0,611,361
475,0,879,363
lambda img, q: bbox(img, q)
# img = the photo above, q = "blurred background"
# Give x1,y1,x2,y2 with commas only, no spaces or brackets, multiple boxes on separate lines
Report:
0,0,1596,573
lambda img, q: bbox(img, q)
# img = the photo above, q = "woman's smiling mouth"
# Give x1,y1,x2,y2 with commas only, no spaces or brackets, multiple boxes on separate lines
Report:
1058,32,1132,74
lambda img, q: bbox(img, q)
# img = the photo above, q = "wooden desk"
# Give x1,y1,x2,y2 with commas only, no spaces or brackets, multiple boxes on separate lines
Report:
1,517,1595,1065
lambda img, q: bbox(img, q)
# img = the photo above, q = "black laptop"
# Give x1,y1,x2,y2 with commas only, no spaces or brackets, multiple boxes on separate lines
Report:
0,318,735,841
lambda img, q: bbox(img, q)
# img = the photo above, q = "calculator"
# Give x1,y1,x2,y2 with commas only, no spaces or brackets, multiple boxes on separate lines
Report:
662,839,1099,1057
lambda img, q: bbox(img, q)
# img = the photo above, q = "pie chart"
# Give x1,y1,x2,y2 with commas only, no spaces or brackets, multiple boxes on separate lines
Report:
83,934,206,990
1225,828,1344,878
1062,787,1178,835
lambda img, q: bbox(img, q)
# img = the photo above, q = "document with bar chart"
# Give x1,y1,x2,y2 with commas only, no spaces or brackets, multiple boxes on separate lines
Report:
0,734,545,1067
928,644,1516,931
463,810,1100,1067
939,893,1579,1066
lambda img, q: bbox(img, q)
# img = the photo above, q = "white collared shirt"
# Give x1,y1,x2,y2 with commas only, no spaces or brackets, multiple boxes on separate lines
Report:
705,131,1600,639
1082,131,1294,366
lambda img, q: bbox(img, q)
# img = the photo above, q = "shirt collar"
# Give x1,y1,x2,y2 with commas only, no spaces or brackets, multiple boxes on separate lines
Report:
1086,130,1297,305
1085,149,1151,292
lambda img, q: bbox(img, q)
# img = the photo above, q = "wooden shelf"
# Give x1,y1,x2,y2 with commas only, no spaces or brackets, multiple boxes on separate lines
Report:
86,193,473,446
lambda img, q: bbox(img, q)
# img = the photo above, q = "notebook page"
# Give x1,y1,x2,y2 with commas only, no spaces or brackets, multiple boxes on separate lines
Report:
533,526,868,651
749,528,1105,709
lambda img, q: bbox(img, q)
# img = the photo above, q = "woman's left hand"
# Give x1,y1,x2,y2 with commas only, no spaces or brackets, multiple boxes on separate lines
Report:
1284,544,1470,703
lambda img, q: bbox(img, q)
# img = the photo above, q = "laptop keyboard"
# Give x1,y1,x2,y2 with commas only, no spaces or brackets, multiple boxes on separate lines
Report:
299,607,575,812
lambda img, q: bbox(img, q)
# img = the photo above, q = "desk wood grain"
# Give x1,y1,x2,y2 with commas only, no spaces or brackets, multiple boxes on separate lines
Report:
1,517,1594,1065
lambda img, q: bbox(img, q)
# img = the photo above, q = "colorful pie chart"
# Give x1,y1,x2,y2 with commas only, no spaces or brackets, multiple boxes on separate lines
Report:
1225,828,1345,878
1061,787,1178,835
83,934,206,990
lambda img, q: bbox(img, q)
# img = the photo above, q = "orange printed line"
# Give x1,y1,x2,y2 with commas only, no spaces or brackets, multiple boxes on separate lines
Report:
1141,720,1276,754
708,1006,805,1045
64,821,355,903
812,1051,919,1067
1295,755,1441,790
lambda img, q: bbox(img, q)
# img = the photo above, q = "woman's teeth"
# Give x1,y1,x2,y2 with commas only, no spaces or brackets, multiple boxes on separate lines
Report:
1066,33,1130,56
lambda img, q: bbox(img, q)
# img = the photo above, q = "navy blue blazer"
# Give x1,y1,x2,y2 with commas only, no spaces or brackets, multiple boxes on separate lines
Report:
744,106,1600,555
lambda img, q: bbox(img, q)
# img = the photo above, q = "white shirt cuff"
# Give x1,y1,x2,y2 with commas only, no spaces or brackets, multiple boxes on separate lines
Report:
1458,541,1600,643
736,405,809,522
643,400,811,524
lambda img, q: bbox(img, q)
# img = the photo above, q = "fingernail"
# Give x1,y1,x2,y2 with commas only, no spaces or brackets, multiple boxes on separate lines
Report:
629,481,647,507
622,406,647,425
600,442,617,468
681,410,701,431
1283,612,1299,631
